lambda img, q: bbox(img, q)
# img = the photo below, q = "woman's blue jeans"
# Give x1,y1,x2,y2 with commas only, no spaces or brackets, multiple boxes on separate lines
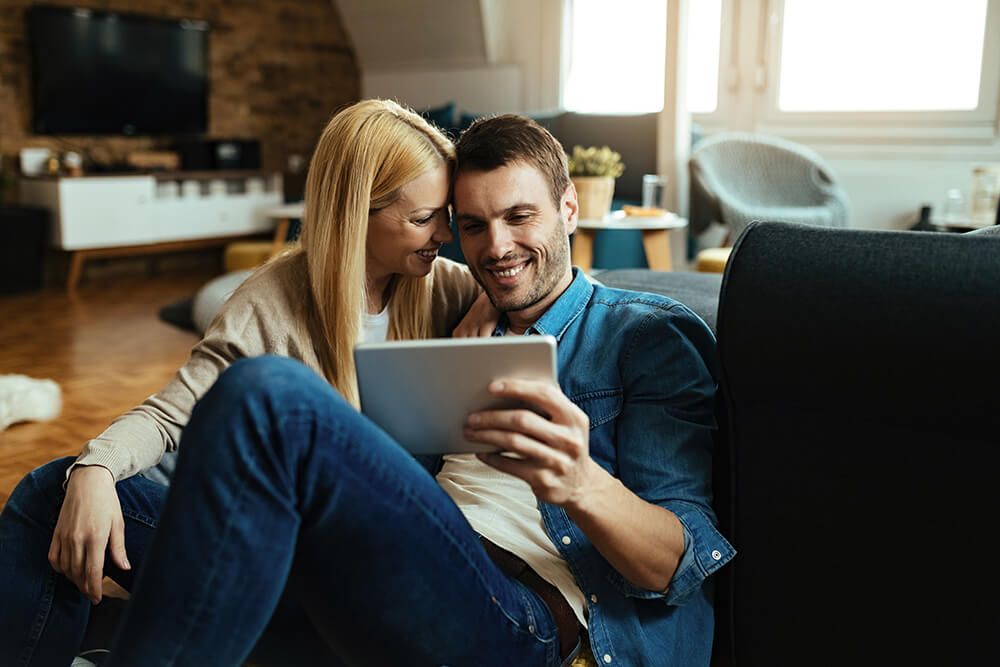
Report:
1,356,566,666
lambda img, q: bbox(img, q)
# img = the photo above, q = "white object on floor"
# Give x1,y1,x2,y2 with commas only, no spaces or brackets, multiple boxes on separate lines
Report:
0,374,62,431
191,269,254,335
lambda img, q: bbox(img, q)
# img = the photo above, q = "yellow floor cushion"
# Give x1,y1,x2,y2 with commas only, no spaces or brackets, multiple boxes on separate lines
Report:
695,246,733,273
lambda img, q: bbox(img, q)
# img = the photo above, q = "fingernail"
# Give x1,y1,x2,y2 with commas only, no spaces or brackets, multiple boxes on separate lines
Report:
490,381,504,392
124,558,131,569
467,414,480,426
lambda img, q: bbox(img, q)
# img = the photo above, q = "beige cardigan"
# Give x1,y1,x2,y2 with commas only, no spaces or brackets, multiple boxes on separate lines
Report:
74,251,481,482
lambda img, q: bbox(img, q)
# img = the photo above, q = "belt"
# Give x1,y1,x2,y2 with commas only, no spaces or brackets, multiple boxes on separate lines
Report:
480,537,581,660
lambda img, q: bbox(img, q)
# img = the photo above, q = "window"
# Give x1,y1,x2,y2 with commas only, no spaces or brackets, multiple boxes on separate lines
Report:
778,0,987,112
685,0,722,114
562,0,667,114
687,0,1000,144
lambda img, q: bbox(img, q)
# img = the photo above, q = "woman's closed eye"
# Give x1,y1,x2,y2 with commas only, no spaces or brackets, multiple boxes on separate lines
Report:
413,208,443,225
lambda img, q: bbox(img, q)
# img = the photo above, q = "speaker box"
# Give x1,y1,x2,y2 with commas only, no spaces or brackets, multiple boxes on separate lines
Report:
176,139,260,171
0,206,50,293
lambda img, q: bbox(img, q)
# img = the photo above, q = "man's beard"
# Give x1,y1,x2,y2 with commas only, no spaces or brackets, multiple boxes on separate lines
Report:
472,221,571,314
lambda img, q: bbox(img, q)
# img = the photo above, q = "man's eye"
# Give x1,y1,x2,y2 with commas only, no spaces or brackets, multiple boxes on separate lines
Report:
461,222,484,233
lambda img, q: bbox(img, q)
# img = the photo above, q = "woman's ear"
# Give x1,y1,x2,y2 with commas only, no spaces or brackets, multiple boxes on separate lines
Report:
562,182,579,235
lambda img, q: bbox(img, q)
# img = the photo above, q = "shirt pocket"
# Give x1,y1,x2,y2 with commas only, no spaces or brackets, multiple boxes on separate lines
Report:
570,388,622,430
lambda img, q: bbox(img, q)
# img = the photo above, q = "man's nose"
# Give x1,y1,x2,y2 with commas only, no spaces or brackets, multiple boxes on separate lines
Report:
432,212,454,244
485,221,514,259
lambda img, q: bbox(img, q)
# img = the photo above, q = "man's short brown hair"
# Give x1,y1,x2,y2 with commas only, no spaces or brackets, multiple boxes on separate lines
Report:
455,114,571,208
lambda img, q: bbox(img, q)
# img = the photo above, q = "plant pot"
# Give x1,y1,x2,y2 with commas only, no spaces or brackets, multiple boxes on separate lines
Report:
572,176,615,221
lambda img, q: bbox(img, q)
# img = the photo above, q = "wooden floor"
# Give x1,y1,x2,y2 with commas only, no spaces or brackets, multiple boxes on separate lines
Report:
0,269,219,508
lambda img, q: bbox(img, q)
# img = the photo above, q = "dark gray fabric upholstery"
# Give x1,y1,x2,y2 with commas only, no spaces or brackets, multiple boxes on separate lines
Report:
712,221,1000,666
596,269,722,333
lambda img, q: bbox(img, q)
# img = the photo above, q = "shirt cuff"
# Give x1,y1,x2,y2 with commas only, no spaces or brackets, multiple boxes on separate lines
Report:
605,503,735,605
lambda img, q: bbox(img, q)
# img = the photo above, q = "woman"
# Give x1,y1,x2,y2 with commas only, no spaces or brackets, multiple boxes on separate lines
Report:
0,99,490,665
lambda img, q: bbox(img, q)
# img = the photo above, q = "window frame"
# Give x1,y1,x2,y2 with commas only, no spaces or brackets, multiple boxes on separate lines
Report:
692,0,1000,146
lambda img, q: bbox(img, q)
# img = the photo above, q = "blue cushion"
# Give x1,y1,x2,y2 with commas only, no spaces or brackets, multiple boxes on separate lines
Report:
456,110,481,133
420,102,456,132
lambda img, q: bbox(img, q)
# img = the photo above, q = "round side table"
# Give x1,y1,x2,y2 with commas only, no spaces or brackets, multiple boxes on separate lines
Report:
571,211,688,273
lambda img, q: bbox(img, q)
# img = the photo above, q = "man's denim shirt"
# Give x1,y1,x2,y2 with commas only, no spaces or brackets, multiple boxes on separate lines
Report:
458,268,735,666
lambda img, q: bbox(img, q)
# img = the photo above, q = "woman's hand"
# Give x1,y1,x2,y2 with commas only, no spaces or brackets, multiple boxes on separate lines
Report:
453,292,501,338
48,465,130,604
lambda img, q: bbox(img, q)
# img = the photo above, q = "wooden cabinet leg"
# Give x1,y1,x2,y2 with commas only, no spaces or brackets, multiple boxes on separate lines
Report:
571,229,596,273
641,229,673,271
269,219,291,259
66,251,86,291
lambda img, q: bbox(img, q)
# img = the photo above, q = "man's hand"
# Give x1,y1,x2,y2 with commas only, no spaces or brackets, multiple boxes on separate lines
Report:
49,465,130,604
466,378,686,592
464,378,604,507
452,292,501,338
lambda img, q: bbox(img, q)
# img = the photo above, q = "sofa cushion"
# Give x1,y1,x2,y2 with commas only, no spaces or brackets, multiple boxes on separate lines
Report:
420,102,456,133
713,221,1000,666
596,269,722,333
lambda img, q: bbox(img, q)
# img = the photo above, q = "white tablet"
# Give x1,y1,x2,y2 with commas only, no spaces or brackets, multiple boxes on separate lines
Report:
354,336,558,455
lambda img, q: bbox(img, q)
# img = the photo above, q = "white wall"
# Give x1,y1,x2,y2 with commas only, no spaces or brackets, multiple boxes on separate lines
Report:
822,153,1000,229
348,0,563,116
363,66,523,115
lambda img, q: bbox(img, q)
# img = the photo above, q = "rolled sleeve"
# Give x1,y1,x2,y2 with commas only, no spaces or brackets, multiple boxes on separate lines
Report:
662,502,735,605
607,304,735,604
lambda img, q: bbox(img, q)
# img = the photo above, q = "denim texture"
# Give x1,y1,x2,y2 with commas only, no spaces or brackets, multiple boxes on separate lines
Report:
0,457,164,666
0,457,341,667
102,356,564,666
0,267,733,666
471,268,736,666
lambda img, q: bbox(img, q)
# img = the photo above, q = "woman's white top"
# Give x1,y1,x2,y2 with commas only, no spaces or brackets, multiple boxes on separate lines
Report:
362,308,390,343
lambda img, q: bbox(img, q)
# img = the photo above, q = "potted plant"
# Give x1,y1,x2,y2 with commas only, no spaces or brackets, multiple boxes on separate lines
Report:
567,145,625,220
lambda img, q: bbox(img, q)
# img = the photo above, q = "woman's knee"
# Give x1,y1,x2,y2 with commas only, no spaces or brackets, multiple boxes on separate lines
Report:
3,456,76,520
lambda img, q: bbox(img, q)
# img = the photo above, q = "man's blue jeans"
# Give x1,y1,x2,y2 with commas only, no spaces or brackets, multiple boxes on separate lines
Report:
1,356,567,666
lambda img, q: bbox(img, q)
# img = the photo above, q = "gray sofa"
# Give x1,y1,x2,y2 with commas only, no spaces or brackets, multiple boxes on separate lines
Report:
599,222,999,335
614,221,999,667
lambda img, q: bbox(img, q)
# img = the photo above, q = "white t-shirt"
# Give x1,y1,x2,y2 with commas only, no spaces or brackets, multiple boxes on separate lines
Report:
437,454,589,627
361,308,389,343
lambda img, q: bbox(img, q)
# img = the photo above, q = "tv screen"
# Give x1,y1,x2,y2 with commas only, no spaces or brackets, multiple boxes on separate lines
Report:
29,5,209,136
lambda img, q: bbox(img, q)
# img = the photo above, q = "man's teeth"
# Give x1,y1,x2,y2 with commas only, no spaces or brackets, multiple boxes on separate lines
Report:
416,249,437,257
493,264,525,278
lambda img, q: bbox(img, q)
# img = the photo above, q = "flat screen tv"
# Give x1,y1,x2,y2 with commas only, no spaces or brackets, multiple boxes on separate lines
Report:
28,5,209,136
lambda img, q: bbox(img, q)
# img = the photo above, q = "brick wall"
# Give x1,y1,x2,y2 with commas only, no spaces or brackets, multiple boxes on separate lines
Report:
0,0,360,182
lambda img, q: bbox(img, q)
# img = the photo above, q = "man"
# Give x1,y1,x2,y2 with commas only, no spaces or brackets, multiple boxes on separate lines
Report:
104,115,733,667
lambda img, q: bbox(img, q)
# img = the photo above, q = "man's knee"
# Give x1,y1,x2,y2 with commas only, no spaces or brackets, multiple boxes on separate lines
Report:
192,356,352,438
212,356,329,404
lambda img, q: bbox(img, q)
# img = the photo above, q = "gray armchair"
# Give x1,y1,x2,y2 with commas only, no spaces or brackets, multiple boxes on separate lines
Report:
689,132,849,241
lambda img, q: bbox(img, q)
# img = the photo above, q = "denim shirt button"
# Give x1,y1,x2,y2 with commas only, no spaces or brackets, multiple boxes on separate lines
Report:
712,550,722,560
603,654,612,663
590,594,598,604
561,535,572,545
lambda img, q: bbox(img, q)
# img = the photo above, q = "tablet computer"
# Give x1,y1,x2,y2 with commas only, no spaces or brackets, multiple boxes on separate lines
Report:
354,336,558,455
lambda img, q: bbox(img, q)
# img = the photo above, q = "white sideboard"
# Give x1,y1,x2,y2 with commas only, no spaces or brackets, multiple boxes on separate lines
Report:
19,171,285,289
19,171,284,250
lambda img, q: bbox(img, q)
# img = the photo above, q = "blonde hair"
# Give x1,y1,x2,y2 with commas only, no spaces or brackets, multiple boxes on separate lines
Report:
300,99,455,407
